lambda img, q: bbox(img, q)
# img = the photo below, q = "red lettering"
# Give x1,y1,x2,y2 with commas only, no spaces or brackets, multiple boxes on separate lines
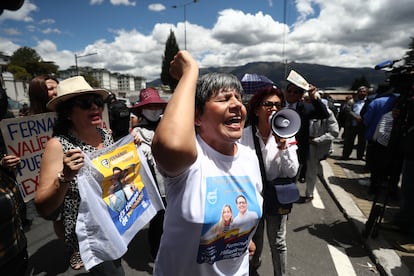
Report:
39,135,51,148
21,141,32,156
6,135,51,157
7,144,20,156
21,176,39,196
29,139,41,152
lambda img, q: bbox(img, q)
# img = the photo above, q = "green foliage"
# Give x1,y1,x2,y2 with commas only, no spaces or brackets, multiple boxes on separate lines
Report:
161,30,180,92
7,46,59,81
10,47,41,66
350,75,369,91
82,73,100,88
6,64,31,81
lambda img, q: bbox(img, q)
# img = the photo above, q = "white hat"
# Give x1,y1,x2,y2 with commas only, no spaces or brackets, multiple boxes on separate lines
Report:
47,76,109,111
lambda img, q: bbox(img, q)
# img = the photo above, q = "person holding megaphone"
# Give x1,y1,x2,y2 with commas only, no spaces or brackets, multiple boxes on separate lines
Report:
241,85,300,276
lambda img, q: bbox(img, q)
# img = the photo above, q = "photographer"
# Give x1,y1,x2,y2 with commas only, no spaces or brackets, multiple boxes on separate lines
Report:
380,68,414,251
392,82,414,250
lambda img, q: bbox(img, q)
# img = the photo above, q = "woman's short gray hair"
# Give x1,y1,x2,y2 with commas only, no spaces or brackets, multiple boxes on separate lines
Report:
195,73,243,115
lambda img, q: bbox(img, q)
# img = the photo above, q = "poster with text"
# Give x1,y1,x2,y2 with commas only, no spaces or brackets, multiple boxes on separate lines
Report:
0,109,110,202
76,135,164,269
0,112,56,202
91,139,151,234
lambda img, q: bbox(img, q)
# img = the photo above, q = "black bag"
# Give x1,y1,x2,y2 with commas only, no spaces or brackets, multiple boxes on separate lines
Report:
0,168,26,222
108,99,131,141
401,126,414,159
269,178,300,205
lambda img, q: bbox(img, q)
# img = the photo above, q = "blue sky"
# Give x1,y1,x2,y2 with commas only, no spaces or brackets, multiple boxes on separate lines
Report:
1,0,413,81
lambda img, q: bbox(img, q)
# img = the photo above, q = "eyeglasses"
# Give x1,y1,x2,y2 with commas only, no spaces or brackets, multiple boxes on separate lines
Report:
71,95,104,110
262,101,282,109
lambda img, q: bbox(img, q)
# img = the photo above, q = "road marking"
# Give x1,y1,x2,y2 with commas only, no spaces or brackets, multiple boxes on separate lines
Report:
328,244,357,276
312,187,325,209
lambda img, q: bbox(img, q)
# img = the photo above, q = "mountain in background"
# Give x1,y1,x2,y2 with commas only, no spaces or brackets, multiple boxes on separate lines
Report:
148,61,388,90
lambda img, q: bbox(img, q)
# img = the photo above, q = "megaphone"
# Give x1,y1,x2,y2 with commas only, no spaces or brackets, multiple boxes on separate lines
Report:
269,108,301,138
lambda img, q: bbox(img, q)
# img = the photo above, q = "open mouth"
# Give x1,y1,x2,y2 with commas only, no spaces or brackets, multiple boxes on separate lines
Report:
225,116,242,126
90,112,102,121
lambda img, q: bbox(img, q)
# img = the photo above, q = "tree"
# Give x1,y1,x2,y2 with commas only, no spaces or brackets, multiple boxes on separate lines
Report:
404,37,414,65
350,75,370,91
161,29,180,92
82,73,100,88
6,47,59,81
6,64,29,81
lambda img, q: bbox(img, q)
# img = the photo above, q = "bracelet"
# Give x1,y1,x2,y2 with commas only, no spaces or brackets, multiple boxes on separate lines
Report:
57,172,73,184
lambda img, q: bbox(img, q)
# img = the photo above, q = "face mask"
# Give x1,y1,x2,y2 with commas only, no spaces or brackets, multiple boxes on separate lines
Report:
142,109,163,122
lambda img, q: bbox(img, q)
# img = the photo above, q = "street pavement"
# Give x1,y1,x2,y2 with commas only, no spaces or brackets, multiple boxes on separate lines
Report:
322,138,414,276
23,137,414,275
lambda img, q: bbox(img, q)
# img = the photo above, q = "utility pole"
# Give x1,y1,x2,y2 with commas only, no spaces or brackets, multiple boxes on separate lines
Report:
75,52,98,75
172,0,199,50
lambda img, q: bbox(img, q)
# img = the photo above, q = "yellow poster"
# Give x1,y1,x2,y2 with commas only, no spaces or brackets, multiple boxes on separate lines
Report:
91,140,149,233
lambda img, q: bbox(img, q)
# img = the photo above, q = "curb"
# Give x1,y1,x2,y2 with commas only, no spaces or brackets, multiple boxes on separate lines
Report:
321,159,412,276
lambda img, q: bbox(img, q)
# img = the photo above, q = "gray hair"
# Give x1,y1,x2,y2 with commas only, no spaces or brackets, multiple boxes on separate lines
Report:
195,73,243,115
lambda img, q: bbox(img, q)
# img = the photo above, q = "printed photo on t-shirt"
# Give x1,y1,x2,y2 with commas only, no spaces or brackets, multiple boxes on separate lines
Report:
197,175,260,265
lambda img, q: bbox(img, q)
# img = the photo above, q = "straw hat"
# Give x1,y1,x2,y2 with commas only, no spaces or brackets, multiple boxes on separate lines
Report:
131,88,167,110
46,76,110,111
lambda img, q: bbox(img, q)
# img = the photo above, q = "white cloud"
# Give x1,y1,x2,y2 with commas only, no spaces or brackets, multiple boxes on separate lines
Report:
0,37,20,55
90,0,104,5
63,0,414,81
41,28,61,35
2,0,414,83
0,0,37,22
39,19,55,25
148,4,166,12
212,10,285,46
2,28,21,36
295,0,315,22
110,0,136,7
90,0,137,6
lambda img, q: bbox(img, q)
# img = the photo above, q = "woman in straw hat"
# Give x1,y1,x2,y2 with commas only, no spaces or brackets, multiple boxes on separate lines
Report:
34,76,123,274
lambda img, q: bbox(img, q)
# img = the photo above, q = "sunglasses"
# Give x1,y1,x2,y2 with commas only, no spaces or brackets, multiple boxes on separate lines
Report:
262,101,282,109
71,95,104,110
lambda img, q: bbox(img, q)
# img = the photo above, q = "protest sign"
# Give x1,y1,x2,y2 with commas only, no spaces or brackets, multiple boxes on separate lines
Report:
0,107,110,202
287,70,310,91
76,135,164,270
0,112,56,202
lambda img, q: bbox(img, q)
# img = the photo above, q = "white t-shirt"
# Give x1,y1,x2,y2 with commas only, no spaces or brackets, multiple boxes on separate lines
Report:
154,135,263,276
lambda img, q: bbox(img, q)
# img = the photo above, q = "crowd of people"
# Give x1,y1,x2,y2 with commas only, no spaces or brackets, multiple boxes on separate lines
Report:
338,82,414,252
1,49,413,275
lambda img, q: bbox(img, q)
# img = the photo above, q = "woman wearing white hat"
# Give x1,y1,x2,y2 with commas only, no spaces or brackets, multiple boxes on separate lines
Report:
34,76,123,275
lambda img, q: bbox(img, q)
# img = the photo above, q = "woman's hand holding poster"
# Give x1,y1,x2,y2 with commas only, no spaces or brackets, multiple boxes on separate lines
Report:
76,135,164,270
